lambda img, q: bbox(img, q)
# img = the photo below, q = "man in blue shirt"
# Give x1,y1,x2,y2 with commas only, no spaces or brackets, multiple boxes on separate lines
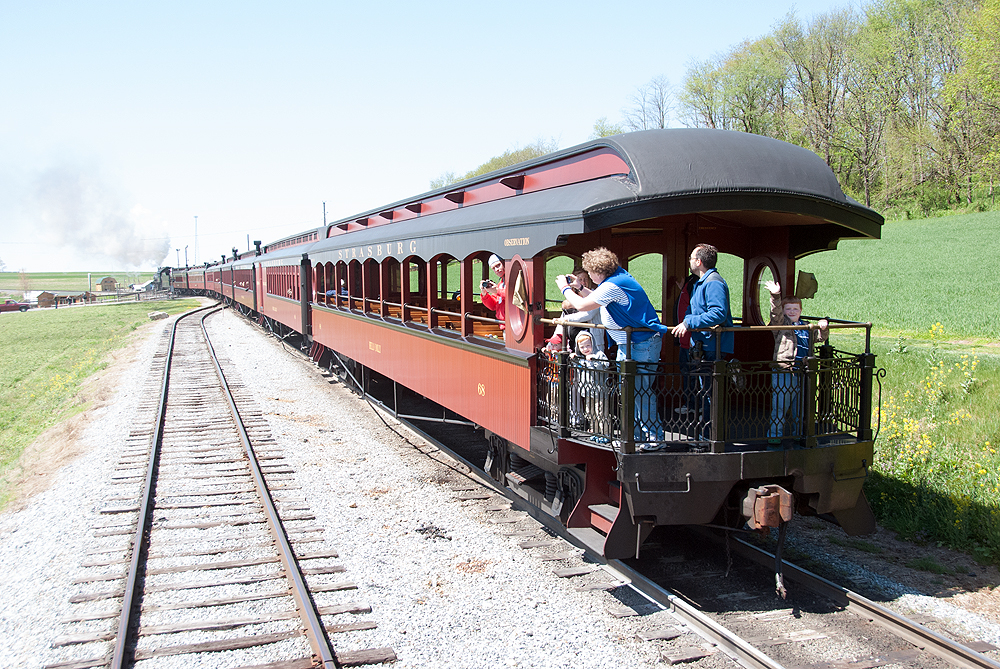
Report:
670,244,734,439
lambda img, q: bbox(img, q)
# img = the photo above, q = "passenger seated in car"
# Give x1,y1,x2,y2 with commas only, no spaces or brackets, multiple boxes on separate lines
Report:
480,254,506,330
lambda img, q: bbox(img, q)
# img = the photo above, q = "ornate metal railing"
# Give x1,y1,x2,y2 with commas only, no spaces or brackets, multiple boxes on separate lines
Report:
536,320,876,455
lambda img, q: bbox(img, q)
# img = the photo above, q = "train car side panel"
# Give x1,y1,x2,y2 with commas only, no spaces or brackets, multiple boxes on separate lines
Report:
312,308,531,448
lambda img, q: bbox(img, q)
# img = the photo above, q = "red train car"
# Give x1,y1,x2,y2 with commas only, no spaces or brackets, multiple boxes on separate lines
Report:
208,129,885,559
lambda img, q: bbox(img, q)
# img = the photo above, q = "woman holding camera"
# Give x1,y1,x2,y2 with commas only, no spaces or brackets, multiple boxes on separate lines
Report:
555,247,670,449
480,253,506,330
545,269,602,353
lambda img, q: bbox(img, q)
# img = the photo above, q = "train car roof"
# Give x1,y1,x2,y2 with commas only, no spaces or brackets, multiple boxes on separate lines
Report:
300,129,885,265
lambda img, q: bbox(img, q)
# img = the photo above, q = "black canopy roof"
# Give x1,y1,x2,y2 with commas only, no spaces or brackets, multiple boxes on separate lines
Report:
268,129,882,266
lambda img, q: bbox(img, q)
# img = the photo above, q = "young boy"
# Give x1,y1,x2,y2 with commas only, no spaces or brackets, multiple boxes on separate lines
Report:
568,330,609,431
765,280,828,439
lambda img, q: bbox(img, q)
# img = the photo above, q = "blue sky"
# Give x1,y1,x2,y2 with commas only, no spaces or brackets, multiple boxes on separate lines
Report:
0,0,854,272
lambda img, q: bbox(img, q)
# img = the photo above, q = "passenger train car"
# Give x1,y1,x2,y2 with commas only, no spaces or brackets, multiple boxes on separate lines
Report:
169,128,883,559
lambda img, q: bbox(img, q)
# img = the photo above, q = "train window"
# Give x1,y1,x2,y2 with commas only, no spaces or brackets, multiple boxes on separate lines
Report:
385,257,401,296
349,260,363,308
406,258,425,295
716,253,744,322
335,261,348,305
627,253,663,317
313,265,324,301
544,255,575,314
364,258,380,310
748,259,779,326
435,257,460,300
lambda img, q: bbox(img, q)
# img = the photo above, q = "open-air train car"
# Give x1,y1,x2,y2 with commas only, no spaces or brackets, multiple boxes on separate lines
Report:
188,129,885,559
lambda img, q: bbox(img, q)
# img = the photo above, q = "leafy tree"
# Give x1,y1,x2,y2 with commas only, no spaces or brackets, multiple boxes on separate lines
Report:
0,257,6,273
774,8,857,169
945,0,1000,204
429,139,559,189
591,117,625,138
679,58,727,129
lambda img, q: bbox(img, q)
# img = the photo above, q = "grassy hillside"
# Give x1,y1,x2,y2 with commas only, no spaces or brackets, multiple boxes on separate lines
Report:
0,271,156,294
797,211,1000,339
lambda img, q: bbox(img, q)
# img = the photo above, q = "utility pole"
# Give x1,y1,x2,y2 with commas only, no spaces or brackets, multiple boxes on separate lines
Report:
323,202,326,226
175,249,180,267
194,216,198,266
184,245,189,267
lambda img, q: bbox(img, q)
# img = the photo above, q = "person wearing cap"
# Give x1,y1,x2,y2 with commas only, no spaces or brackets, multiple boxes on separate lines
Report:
480,254,506,330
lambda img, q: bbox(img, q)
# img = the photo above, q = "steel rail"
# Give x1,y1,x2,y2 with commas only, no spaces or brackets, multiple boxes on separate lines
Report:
729,537,1000,669
199,310,339,669
379,411,784,669
110,305,215,669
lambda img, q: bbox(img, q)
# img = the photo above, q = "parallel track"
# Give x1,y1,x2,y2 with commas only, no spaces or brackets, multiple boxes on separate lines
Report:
49,307,394,669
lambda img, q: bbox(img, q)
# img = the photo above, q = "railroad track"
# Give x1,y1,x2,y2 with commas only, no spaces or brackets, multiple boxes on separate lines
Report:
46,307,395,669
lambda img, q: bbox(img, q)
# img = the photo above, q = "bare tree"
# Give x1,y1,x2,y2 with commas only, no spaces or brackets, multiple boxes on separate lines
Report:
623,75,674,130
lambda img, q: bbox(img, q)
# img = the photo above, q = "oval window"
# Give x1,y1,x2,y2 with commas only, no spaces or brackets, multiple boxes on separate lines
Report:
507,257,530,342
748,259,779,326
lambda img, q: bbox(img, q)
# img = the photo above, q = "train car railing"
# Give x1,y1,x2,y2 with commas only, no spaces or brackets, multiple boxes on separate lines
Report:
536,320,875,456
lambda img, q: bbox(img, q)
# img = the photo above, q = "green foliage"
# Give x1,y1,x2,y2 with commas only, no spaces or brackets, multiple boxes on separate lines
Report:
0,300,199,508
675,0,1000,217
591,117,625,139
906,555,952,574
866,322,1000,564
430,139,560,190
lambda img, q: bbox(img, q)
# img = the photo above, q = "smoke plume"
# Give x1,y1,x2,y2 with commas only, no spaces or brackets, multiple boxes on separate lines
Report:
31,165,171,268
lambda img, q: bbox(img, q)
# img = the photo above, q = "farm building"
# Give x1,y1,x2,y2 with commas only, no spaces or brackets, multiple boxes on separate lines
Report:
36,291,95,308
95,277,118,292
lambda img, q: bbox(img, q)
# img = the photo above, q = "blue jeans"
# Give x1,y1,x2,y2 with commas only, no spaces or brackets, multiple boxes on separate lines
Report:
618,334,663,442
769,370,801,438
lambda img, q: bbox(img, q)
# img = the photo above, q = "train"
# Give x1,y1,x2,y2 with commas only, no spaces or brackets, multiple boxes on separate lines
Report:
167,128,883,560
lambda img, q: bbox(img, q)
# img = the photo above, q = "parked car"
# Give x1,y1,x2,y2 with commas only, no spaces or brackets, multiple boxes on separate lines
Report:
0,299,30,313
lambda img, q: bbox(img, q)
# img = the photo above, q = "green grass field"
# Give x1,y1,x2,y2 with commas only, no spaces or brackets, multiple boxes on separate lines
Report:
0,299,200,507
0,271,156,295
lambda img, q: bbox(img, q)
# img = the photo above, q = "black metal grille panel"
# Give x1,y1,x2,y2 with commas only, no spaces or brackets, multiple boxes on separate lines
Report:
536,348,871,451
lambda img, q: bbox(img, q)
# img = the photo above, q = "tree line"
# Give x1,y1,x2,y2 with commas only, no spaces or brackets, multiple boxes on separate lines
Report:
603,0,999,218
432,0,997,220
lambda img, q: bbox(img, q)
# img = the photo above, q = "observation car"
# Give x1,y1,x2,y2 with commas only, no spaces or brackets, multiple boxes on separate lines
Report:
173,129,883,559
